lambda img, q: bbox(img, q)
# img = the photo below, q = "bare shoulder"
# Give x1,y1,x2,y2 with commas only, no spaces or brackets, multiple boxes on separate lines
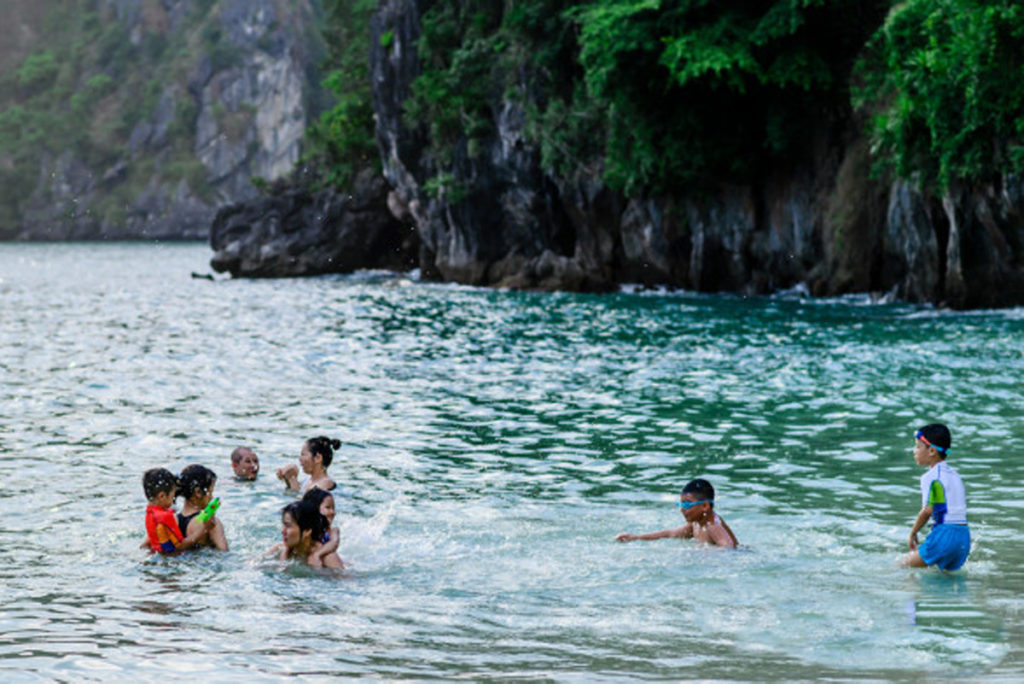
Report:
712,516,739,548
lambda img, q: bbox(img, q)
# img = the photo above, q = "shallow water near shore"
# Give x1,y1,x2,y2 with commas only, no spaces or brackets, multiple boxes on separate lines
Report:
1,242,1022,679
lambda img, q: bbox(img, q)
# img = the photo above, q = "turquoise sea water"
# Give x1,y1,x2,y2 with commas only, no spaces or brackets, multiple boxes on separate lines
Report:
1,242,1022,679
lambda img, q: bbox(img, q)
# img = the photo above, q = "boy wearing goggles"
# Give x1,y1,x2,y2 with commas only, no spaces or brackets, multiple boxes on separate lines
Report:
902,423,970,570
615,478,737,548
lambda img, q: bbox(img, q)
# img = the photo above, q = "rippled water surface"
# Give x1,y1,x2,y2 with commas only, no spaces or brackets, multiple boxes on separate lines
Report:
1,243,1023,679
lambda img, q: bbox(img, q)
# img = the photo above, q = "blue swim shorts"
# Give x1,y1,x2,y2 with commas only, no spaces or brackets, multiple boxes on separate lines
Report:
919,524,971,571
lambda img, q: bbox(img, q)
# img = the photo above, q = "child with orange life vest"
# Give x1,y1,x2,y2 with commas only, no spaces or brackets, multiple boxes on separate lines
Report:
142,467,215,554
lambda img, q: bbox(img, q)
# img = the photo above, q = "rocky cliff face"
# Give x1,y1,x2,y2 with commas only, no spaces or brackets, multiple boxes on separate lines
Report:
368,0,1024,308
6,0,321,240
209,168,418,277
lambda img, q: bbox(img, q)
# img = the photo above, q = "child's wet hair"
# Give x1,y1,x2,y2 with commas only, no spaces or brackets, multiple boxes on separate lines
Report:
306,436,341,468
177,464,217,500
282,500,328,542
682,478,715,504
301,487,334,510
143,468,178,500
917,423,951,452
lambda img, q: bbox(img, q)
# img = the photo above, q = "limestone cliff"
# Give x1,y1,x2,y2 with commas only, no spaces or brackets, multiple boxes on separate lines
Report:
1,0,323,240
367,0,1024,308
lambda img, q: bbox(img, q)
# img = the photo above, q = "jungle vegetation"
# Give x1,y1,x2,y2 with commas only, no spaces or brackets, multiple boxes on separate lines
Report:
316,0,1024,197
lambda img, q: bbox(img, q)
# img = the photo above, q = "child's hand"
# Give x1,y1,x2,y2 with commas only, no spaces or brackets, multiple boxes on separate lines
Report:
908,533,919,550
615,533,637,543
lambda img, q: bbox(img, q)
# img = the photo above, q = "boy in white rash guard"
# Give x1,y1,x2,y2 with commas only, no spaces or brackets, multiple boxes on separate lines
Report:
902,423,971,570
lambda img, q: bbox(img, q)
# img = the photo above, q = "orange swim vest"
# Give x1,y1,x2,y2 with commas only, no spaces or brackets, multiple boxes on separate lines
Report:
145,505,184,553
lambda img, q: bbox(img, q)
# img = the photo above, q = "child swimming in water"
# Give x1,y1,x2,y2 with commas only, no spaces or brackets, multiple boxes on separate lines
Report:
176,464,228,551
302,488,343,567
276,436,340,493
267,500,344,569
142,467,215,554
615,478,738,548
902,423,971,571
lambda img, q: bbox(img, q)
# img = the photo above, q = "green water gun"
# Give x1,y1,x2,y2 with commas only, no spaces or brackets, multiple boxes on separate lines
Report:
197,497,221,523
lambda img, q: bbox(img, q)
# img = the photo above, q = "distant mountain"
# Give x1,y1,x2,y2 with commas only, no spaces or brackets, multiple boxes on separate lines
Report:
0,0,329,240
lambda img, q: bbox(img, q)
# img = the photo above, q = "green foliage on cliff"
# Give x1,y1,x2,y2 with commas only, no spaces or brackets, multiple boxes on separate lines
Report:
401,0,887,196
303,0,380,189
384,0,1024,198
405,3,504,167
16,51,59,91
854,0,1024,190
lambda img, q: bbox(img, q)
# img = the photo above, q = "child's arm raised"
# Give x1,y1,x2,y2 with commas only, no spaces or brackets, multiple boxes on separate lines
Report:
616,524,692,542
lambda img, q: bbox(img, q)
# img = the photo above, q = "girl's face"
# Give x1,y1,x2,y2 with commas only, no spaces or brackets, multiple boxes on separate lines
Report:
299,443,317,474
153,488,176,508
281,512,306,549
191,481,215,508
319,495,336,525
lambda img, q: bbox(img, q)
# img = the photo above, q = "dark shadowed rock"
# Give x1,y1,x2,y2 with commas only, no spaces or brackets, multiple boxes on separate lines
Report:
210,169,418,277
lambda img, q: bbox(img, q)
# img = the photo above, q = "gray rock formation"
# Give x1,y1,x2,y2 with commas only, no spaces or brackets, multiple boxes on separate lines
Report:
210,169,418,277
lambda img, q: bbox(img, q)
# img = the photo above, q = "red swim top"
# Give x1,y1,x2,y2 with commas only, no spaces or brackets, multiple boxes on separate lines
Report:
145,504,184,553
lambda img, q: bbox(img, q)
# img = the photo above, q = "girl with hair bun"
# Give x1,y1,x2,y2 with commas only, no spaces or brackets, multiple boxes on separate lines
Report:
175,464,228,550
276,436,340,493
